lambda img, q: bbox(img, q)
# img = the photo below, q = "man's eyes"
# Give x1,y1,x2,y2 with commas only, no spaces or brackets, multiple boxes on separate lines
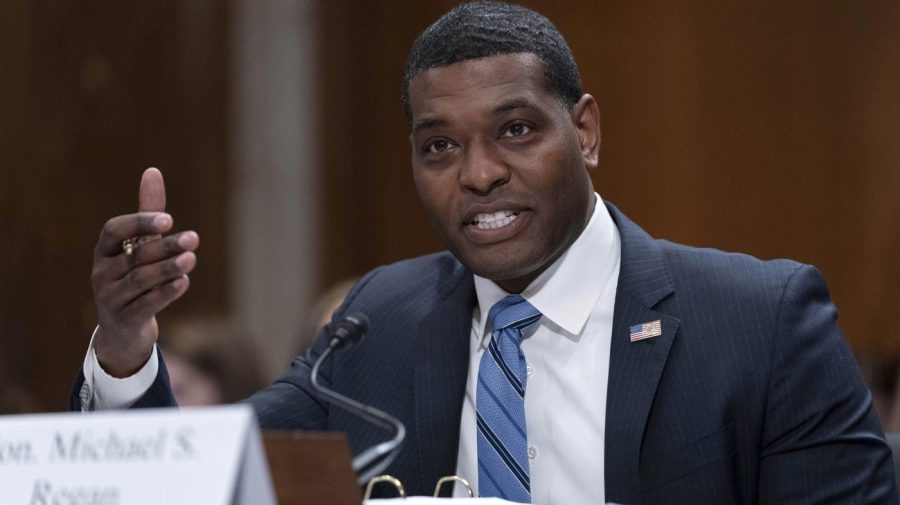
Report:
424,139,454,155
422,139,455,156
502,123,531,137
422,123,532,155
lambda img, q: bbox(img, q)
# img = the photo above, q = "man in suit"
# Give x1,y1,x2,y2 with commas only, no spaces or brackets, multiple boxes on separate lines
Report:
73,2,897,503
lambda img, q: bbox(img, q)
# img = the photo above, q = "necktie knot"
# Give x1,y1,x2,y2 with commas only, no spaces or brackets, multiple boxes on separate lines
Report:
488,295,542,335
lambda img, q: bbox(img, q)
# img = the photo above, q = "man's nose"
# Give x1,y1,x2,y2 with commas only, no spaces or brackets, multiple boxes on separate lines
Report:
459,144,510,195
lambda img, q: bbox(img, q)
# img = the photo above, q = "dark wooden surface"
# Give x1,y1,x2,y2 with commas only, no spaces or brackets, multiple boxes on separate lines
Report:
263,431,361,505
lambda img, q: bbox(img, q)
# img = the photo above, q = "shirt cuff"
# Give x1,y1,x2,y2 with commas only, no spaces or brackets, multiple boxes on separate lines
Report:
81,326,159,411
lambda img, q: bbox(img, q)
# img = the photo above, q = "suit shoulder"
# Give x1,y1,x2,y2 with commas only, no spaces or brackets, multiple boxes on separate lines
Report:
341,251,468,309
373,251,464,279
651,240,837,367
656,239,811,297
361,251,466,290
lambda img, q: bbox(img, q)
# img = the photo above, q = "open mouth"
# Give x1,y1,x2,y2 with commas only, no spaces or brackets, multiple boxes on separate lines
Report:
470,210,520,230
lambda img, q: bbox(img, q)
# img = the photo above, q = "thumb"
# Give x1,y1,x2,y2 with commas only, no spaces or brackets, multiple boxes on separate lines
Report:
139,167,167,213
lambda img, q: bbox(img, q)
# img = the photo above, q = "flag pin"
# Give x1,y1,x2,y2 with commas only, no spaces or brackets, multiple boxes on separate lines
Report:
630,320,662,342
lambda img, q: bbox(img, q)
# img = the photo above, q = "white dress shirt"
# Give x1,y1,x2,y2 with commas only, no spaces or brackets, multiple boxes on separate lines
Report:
454,195,621,505
81,326,159,410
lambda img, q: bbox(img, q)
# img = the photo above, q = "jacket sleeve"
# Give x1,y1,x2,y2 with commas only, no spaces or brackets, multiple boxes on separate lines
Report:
758,265,898,503
67,351,177,411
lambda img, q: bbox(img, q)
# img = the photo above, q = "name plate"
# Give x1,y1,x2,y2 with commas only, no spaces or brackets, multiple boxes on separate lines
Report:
0,405,275,505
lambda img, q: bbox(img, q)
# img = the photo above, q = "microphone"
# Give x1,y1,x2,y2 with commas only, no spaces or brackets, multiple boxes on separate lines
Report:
327,312,369,351
310,312,407,485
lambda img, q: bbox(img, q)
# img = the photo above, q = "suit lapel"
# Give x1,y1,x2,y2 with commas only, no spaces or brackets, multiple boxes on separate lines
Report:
412,259,475,496
604,203,680,503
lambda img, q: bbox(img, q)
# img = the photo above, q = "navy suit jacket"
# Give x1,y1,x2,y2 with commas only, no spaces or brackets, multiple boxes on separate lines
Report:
71,203,898,504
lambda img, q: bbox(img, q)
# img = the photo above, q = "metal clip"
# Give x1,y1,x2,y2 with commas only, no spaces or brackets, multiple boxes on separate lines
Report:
433,475,474,497
364,474,406,500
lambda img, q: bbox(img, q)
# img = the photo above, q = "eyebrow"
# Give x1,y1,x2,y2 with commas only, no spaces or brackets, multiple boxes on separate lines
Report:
493,98,540,115
412,117,448,135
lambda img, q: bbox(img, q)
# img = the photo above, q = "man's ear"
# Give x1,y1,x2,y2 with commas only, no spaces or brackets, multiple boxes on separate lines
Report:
571,94,601,169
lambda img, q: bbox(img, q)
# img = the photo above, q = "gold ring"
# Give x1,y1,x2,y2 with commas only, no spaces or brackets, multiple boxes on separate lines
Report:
122,237,138,256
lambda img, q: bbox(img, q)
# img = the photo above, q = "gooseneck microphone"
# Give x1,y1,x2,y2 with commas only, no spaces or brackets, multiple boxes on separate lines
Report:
309,312,407,485
326,313,370,350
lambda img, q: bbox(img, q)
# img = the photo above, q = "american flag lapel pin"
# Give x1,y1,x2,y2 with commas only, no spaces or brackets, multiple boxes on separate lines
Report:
630,320,662,342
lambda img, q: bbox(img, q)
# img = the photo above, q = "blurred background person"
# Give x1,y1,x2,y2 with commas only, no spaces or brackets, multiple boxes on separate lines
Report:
158,317,266,406
295,277,358,355
0,386,42,415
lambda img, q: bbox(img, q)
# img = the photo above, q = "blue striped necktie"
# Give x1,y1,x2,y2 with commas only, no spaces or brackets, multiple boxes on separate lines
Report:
477,294,542,503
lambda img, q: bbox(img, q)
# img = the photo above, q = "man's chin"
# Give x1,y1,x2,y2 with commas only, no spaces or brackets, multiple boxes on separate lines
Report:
460,256,541,289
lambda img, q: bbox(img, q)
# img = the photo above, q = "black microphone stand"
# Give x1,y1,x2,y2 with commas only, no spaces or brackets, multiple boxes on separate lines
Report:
310,314,406,486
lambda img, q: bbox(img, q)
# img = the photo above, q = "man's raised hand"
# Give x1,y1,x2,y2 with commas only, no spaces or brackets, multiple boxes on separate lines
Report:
91,168,199,378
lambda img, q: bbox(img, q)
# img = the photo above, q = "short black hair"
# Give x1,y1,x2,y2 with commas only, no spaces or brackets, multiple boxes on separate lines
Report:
402,1,583,119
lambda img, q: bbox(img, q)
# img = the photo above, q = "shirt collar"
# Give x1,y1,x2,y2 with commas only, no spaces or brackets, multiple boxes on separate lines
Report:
473,194,621,339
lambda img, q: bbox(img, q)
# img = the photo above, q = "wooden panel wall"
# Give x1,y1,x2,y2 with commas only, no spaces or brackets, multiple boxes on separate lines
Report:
0,0,229,412
319,1,900,360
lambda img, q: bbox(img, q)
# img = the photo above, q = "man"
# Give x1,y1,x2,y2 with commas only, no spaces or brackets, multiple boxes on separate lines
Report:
72,2,897,503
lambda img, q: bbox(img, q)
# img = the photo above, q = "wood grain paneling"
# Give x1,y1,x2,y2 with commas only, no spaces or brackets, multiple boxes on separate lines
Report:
0,0,229,412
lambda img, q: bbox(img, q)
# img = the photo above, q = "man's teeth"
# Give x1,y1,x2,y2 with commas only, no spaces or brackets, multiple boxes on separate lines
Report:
472,211,519,230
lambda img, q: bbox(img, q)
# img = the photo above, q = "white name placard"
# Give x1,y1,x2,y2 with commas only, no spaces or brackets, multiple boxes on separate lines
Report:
0,405,275,505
